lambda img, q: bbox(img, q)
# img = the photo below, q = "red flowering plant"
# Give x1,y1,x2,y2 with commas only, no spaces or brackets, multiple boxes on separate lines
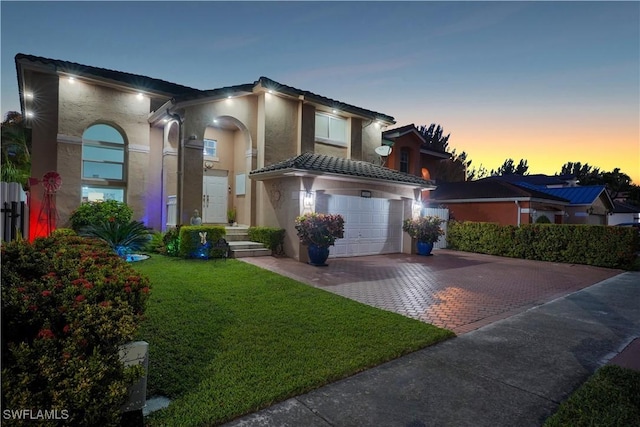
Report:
1,235,150,426
295,212,345,247
402,216,445,244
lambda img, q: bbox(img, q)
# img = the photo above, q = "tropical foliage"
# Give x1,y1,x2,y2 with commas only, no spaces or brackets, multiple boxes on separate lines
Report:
1,111,31,186
69,200,133,231
402,216,445,243
295,212,344,247
1,235,150,426
78,220,151,258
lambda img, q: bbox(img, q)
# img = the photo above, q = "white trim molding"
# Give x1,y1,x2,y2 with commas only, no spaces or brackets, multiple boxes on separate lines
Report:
57,134,82,145
127,144,150,153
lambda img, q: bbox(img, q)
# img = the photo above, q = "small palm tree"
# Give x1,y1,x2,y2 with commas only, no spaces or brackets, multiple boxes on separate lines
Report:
78,220,151,258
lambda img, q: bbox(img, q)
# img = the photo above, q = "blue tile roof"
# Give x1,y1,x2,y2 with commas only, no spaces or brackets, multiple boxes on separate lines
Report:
515,182,607,205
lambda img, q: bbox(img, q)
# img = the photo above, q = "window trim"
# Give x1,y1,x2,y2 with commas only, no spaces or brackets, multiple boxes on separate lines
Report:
81,124,127,201
400,149,410,173
315,112,348,147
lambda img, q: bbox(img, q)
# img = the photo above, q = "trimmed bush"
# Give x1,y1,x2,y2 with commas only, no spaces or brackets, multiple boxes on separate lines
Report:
248,226,285,254
178,225,226,258
447,221,639,269
1,235,150,426
69,200,133,231
535,215,552,224
50,228,76,237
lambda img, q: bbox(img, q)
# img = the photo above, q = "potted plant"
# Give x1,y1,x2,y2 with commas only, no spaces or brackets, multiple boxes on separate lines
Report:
227,207,237,226
402,216,445,256
295,212,345,266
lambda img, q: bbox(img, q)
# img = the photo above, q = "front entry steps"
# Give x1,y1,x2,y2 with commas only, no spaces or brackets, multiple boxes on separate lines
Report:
224,225,272,258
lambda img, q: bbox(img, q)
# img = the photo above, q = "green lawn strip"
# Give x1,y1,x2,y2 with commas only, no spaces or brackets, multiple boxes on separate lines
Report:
544,365,640,427
132,255,454,426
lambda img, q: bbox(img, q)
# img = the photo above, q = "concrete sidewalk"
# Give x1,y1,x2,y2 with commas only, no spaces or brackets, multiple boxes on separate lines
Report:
224,272,640,427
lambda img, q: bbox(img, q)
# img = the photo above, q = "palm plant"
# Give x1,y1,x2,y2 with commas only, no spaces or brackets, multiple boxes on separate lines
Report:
1,112,31,186
78,220,151,258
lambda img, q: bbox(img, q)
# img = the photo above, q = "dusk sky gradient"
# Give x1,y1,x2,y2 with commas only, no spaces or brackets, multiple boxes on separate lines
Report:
2,1,638,182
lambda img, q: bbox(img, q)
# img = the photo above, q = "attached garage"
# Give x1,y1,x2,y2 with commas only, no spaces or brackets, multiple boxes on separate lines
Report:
316,194,404,257
249,152,436,262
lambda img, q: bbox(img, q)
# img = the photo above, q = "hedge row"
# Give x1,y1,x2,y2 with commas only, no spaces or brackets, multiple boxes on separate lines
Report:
1,235,150,426
248,226,285,254
447,221,639,269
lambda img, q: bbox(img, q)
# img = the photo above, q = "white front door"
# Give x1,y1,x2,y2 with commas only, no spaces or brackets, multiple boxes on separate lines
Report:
203,174,228,223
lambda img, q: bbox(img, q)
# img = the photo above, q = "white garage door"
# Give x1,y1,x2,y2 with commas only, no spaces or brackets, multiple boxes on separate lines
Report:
317,194,404,257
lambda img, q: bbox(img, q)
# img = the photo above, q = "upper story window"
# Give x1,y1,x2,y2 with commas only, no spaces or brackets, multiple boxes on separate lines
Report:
82,124,125,180
203,138,217,157
400,149,410,173
315,113,347,146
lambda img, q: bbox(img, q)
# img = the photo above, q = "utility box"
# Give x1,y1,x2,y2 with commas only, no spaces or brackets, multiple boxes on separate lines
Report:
119,341,149,413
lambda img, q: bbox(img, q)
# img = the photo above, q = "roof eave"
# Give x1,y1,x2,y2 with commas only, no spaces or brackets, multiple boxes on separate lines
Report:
250,168,435,190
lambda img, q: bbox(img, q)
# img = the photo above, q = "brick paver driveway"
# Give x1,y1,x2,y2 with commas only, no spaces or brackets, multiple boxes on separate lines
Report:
240,250,622,334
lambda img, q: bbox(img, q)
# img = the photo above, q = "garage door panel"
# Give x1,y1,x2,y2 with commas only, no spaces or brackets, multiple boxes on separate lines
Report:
319,194,403,258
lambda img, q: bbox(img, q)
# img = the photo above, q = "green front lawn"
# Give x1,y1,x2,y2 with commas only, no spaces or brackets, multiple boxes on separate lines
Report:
132,256,454,426
544,365,640,426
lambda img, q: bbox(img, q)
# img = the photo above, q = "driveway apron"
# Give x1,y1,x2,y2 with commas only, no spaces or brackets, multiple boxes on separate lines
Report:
240,250,621,334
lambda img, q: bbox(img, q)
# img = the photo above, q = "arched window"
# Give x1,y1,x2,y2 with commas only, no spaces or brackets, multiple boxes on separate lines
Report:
81,124,126,202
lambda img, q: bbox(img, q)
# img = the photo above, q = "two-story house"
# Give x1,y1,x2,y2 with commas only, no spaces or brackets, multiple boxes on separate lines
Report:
16,53,435,261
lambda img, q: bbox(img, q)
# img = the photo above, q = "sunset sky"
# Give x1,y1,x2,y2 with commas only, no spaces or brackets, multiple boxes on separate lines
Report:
2,1,638,183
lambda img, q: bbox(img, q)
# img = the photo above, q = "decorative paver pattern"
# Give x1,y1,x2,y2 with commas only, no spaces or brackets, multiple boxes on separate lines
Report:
241,250,621,334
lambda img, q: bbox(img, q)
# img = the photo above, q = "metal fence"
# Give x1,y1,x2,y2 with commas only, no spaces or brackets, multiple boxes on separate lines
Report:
1,182,29,242
423,207,449,249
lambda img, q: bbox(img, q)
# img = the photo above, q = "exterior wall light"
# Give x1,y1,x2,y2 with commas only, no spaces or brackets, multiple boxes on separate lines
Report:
136,93,144,100
303,191,315,208
68,77,75,83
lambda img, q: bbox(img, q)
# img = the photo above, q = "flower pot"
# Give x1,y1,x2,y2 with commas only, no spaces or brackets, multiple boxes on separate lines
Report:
308,244,330,266
417,241,434,256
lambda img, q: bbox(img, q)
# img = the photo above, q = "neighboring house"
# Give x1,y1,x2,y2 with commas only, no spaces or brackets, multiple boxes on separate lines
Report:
431,175,615,226
381,124,452,181
514,182,614,225
16,53,435,261
430,179,570,226
608,200,640,225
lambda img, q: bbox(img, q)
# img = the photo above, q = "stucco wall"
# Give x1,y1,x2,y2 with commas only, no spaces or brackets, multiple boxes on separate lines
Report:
27,71,59,236
361,121,383,164
56,78,155,226
264,93,298,165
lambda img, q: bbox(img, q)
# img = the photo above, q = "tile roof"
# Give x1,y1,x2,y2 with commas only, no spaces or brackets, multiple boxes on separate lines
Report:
514,182,609,206
250,152,434,187
431,180,569,202
16,55,395,124
15,53,202,97
179,77,395,123
612,201,640,214
488,174,577,186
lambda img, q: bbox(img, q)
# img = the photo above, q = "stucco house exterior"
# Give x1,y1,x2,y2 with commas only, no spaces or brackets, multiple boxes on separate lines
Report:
16,53,435,261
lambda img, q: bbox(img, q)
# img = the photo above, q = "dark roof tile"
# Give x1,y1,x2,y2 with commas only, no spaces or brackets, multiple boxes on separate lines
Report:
250,152,434,187
432,180,569,202
16,53,202,97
